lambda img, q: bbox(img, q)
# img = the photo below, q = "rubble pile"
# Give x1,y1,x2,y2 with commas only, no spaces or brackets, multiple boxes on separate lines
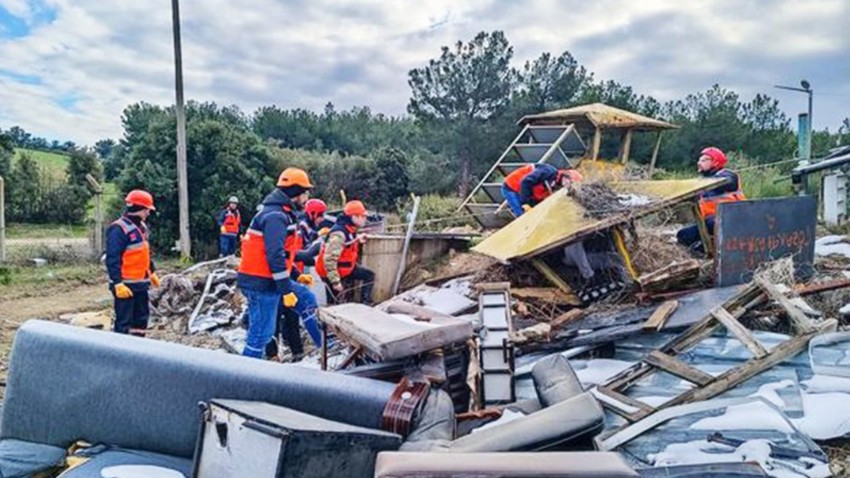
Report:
574,182,657,219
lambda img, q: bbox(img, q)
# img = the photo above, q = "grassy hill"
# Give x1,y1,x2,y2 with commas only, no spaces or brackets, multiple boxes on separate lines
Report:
13,148,70,182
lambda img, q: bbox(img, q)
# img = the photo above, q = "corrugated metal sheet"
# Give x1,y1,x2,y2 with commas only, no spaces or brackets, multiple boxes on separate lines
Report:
518,103,677,131
472,179,723,262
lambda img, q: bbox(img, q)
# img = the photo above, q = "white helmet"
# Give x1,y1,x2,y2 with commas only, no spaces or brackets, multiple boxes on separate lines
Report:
228,196,239,204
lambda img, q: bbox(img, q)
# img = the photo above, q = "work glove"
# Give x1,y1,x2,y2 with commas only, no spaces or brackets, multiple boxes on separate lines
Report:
318,227,330,237
332,282,344,293
150,273,161,287
114,283,133,299
297,274,314,286
220,226,227,234
522,204,532,213
282,292,298,308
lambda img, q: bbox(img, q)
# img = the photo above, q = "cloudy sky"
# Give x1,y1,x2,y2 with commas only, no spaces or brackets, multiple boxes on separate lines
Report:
1,0,848,144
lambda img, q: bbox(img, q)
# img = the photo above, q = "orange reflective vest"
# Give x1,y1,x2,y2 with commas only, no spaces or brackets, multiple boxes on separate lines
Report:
284,225,305,274
316,225,359,279
504,164,550,202
113,217,151,284
221,210,240,235
238,227,274,279
698,170,746,218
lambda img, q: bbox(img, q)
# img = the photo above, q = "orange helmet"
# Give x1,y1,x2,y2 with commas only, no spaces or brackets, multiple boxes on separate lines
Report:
277,168,313,188
344,200,367,216
125,189,155,210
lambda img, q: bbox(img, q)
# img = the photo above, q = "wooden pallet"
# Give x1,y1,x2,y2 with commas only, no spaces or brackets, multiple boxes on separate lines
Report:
596,280,819,426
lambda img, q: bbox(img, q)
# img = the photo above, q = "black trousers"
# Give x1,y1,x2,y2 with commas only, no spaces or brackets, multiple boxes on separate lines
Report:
324,266,375,305
113,287,150,337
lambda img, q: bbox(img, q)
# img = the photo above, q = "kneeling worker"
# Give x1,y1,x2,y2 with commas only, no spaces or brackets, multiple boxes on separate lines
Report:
317,200,375,304
106,190,160,337
501,163,582,217
676,147,745,254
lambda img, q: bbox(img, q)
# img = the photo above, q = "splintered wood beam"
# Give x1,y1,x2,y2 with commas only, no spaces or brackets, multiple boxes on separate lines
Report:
710,307,768,359
644,350,713,386
663,332,815,407
531,258,574,294
643,300,678,331
755,277,816,334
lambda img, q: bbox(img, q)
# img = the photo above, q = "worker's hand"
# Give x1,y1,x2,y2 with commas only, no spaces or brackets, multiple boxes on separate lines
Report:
150,273,161,288
332,282,344,293
220,226,227,234
114,283,133,299
318,227,330,237
297,274,314,286
282,292,298,308
357,234,368,244
522,204,532,213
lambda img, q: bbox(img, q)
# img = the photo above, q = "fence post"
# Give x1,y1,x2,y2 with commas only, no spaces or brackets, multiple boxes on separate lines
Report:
85,174,104,257
0,175,5,262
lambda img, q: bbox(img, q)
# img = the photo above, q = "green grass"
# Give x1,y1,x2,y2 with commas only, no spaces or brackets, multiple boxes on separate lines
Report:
0,263,102,287
13,148,70,182
5,222,88,239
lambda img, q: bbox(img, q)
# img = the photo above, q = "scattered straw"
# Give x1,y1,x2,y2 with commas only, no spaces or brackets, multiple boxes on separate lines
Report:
574,183,630,219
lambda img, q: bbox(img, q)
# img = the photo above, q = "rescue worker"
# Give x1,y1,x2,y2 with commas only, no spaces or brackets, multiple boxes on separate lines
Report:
237,168,320,359
106,189,160,337
295,198,336,267
676,147,746,254
217,196,241,257
317,200,375,305
501,163,583,217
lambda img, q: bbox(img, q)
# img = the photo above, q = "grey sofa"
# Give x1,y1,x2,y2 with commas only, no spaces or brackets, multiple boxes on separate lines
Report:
0,320,402,475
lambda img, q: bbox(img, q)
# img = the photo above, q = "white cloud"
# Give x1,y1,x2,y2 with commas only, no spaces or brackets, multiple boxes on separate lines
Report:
0,0,847,144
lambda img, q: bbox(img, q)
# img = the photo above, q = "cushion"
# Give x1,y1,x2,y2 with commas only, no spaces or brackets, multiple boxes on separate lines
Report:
0,438,66,478
57,447,192,478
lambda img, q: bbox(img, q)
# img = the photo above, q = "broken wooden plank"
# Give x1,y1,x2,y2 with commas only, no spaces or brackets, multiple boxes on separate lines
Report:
644,350,713,386
512,287,581,306
662,332,816,409
643,300,678,331
710,306,768,359
334,346,364,371
475,282,511,292
797,278,850,296
530,258,574,294
637,259,702,291
550,309,585,329
756,277,816,334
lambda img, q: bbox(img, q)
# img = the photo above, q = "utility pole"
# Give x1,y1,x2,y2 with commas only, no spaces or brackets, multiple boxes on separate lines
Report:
775,80,814,162
172,0,191,258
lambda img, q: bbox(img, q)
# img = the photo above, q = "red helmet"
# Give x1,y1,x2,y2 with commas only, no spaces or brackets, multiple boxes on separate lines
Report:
304,199,327,220
125,189,155,210
700,147,727,169
344,200,367,217
558,169,583,183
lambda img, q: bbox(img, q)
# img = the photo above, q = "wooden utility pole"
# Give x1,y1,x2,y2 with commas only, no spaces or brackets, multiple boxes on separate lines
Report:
172,0,191,258
85,174,104,257
0,175,5,262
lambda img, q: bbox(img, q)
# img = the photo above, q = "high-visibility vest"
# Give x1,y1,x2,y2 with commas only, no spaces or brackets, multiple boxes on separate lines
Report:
238,226,274,279
316,225,359,279
221,210,240,235
504,164,550,202
112,217,151,284
284,225,305,274
698,170,746,218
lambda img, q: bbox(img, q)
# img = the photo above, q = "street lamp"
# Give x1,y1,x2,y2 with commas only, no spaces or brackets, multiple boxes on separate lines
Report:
775,80,813,161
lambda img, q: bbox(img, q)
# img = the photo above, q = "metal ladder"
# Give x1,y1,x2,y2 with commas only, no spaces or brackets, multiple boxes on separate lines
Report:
459,124,587,229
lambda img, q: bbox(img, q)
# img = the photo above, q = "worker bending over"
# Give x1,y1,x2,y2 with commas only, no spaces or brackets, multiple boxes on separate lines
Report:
237,168,319,359
295,198,336,267
501,163,583,217
217,196,241,257
317,200,375,304
677,147,745,254
106,190,160,337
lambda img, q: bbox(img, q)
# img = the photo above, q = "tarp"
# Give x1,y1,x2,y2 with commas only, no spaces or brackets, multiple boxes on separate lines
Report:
518,103,678,131
472,179,724,263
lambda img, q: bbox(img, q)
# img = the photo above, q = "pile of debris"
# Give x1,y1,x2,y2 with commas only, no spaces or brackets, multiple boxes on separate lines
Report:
574,182,657,219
